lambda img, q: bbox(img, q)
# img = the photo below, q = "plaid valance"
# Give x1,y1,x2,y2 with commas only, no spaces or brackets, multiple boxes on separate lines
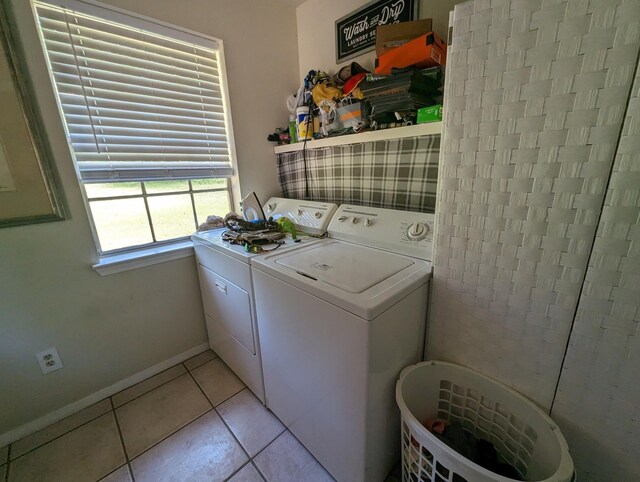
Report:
276,135,440,213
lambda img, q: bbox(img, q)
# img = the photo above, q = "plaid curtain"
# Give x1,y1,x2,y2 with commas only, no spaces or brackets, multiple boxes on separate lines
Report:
276,135,440,213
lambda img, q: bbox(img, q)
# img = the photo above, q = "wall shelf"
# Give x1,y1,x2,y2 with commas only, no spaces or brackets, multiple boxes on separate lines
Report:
273,122,442,154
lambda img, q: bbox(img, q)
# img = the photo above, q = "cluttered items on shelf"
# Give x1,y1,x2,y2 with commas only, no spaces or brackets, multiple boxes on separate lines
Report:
267,20,446,146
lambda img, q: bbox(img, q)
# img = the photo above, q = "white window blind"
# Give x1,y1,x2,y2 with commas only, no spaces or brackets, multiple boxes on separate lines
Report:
34,1,234,182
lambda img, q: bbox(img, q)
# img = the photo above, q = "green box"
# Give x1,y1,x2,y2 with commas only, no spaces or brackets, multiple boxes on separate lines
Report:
417,104,442,124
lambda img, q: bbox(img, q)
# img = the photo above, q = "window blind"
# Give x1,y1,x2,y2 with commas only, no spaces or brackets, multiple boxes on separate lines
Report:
34,1,234,182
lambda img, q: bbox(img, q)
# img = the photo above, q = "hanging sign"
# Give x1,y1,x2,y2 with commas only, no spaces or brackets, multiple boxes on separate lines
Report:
335,0,417,63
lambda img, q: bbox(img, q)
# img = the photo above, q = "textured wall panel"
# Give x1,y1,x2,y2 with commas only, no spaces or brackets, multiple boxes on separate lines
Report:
551,57,640,481
277,136,440,213
430,0,640,410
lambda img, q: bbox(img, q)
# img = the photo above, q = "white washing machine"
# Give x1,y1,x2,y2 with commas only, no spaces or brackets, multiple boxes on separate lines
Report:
191,198,337,402
252,204,434,482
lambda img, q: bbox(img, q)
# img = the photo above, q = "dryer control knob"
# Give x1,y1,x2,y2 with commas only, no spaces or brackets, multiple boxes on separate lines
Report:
266,203,276,213
407,222,428,240
338,216,347,222
364,218,373,227
314,211,323,219
297,209,303,216
351,216,359,224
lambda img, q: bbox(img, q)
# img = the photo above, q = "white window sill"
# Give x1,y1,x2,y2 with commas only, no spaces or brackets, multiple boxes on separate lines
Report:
93,240,195,276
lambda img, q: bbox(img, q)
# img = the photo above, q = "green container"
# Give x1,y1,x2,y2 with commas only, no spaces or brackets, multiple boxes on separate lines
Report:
417,104,442,124
289,115,297,143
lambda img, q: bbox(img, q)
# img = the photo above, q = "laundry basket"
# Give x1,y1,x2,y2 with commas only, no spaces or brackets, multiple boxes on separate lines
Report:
396,361,574,482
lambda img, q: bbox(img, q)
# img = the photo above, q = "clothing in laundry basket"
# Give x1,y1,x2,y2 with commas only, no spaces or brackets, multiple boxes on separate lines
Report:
427,421,521,480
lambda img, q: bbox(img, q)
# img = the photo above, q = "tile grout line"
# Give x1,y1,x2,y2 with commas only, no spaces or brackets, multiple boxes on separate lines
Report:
185,369,244,447
250,426,287,461
222,461,253,482
193,380,286,482
287,430,334,480
250,428,335,482
126,463,135,482
215,386,254,412
93,359,223,468
109,397,136,482
210,404,251,482
6,354,278,482
139,362,292,482
125,407,215,464
7,408,111,463
112,365,191,409
188,361,247,409
4,445,10,482
212,386,247,410
249,428,288,481
210,385,287,481
5,357,209,463
4,354,217,482
250,460,267,482
183,352,218,372
185,370,255,482
96,464,128,482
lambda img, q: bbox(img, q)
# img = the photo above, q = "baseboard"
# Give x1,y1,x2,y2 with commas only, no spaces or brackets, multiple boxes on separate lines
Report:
0,342,209,447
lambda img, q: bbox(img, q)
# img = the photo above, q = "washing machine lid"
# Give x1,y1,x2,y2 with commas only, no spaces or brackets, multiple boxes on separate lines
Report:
253,239,431,320
276,242,413,293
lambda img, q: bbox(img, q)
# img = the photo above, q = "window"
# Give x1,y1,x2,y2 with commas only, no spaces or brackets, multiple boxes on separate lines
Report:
33,0,236,254
84,179,230,252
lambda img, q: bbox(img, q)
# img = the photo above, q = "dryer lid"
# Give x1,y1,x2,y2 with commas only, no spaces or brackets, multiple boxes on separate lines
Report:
275,241,413,293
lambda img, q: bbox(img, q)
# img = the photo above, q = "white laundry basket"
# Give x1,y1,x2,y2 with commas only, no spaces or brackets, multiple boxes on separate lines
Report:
396,361,574,482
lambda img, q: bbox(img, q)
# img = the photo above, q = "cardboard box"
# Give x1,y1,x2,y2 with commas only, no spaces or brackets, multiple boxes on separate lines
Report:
417,104,442,123
375,19,433,56
375,31,447,75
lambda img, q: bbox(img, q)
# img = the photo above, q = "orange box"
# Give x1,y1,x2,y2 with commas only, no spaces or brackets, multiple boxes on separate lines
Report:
375,19,433,56
375,31,447,75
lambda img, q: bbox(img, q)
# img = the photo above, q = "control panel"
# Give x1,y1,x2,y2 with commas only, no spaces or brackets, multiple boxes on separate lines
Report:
263,197,338,236
328,205,435,261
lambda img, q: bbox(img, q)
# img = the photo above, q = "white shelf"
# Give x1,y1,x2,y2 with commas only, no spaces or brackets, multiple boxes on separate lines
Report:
273,122,442,154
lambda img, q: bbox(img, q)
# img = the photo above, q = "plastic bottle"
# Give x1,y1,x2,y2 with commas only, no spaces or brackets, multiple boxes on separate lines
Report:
289,114,297,143
296,106,312,141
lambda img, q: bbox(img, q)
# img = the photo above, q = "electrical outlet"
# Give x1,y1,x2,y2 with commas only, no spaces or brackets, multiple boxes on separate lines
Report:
36,347,63,375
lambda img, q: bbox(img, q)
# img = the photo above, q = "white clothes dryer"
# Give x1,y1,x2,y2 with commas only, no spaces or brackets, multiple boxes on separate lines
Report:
191,198,337,402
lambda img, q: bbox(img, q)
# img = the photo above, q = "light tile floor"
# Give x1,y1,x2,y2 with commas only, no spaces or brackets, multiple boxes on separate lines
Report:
1,349,340,482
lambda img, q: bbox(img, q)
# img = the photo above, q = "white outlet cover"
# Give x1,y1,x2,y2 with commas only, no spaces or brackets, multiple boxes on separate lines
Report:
36,347,63,375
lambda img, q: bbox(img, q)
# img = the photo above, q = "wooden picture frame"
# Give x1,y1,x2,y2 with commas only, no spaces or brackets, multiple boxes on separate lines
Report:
0,0,67,227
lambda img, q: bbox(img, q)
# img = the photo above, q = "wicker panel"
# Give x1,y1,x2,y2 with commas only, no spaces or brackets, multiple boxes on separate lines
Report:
276,136,440,213
430,0,640,409
551,57,640,481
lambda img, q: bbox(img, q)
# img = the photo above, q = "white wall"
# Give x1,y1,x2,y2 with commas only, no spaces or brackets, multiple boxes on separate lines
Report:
0,0,298,437
296,0,464,79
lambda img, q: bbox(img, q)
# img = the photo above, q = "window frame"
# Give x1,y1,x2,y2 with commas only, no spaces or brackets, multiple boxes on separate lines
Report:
85,178,232,254
31,0,240,257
